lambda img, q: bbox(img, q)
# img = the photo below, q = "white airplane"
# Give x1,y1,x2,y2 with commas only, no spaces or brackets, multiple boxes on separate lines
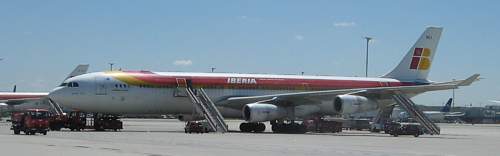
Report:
45,27,479,132
0,65,89,111
490,100,500,104
398,98,465,122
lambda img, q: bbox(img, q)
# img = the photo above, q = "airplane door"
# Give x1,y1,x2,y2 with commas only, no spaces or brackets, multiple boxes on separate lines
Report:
95,77,108,95
173,78,187,97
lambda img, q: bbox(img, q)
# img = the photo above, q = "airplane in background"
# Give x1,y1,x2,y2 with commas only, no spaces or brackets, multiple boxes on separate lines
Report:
43,27,479,133
398,98,465,122
0,65,89,112
490,100,500,104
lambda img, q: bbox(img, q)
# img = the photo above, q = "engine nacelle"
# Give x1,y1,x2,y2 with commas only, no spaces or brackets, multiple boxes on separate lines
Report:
243,103,287,122
333,95,378,114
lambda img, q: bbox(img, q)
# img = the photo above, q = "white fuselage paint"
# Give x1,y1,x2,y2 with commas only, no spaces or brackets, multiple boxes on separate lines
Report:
49,72,406,119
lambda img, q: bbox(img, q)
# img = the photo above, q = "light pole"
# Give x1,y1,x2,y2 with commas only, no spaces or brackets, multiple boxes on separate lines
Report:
211,67,216,73
364,37,373,77
452,79,456,111
109,63,114,71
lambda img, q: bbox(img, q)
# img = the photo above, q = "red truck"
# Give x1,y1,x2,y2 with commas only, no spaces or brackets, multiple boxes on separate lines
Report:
10,109,50,135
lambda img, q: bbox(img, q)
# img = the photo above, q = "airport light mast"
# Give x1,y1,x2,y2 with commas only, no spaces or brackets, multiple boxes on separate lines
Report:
109,63,114,71
364,37,373,77
452,79,456,111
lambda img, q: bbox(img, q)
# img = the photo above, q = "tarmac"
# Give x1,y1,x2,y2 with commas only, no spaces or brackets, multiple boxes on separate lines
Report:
1,119,499,156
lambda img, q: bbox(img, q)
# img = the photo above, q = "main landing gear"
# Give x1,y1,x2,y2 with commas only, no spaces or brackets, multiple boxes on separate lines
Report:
239,122,266,133
271,120,307,134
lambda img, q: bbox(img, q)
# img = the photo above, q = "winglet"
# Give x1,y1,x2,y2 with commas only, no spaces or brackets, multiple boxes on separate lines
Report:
457,74,480,86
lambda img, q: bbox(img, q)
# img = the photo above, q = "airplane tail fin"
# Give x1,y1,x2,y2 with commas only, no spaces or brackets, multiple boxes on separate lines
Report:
382,27,443,83
441,98,453,112
63,64,89,82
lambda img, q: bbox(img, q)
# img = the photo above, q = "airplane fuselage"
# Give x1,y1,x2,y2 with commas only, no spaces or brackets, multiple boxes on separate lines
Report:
50,71,413,118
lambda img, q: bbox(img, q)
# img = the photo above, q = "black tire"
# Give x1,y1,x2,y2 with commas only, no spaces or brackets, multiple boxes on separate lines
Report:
271,125,278,132
255,123,266,133
239,123,252,132
14,130,20,135
414,133,419,137
43,131,47,135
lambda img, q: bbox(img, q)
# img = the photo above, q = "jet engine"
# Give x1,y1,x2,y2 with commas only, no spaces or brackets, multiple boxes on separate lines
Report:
243,103,287,122
333,95,378,114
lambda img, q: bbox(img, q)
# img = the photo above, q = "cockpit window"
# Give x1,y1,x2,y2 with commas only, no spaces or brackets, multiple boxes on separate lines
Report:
59,83,68,87
67,82,80,88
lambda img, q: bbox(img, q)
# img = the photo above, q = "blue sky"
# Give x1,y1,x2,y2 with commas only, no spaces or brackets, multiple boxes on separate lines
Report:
0,0,498,106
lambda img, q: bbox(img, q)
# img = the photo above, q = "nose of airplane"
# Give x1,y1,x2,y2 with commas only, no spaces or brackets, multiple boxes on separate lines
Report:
48,87,65,105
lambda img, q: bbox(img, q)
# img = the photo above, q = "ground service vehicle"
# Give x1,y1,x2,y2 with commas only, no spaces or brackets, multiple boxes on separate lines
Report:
10,109,50,135
92,113,123,131
49,113,67,131
385,122,424,137
66,111,87,131
344,119,371,131
304,118,342,133
184,121,210,133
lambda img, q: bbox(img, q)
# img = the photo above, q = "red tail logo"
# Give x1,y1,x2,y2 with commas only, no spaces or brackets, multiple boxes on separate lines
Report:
410,48,431,70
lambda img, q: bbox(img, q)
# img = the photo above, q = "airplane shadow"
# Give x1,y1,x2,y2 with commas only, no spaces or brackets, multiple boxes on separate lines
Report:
53,129,466,139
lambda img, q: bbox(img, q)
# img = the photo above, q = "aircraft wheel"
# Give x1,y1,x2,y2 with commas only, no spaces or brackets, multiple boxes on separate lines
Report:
255,123,266,133
240,123,257,132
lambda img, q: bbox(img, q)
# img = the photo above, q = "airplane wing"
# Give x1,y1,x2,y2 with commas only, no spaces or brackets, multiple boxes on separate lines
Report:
217,74,480,109
0,92,48,105
444,112,465,117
